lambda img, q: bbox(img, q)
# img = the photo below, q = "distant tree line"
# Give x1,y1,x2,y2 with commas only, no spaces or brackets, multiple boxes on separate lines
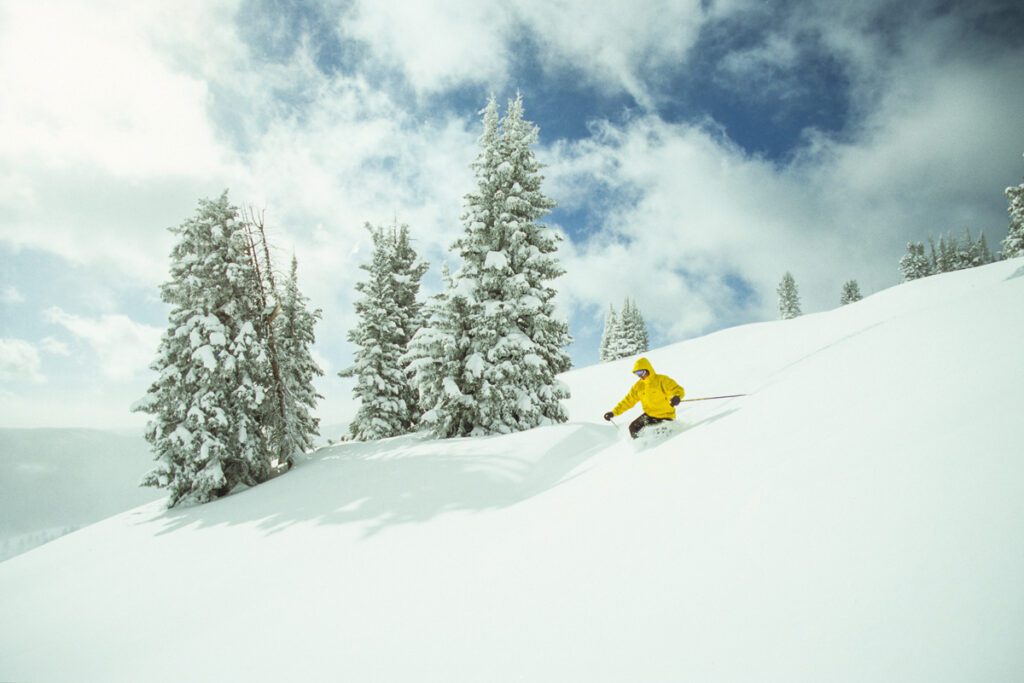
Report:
779,155,1024,321
599,299,649,362
899,229,994,281
900,162,1024,282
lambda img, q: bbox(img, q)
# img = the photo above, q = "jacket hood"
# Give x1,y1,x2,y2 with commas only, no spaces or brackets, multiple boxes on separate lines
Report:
632,357,655,375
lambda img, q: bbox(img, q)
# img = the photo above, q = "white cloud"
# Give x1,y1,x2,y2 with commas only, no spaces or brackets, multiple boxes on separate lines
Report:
514,0,706,106
344,0,511,94
0,0,247,285
0,1,235,178
43,307,162,382
40,337,71,357
0,0,1020,426
341,0,707,105
1,284,24,304
0,338,43,383
545,35,1024,341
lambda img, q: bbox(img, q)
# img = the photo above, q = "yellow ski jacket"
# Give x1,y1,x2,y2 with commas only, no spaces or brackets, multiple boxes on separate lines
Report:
612,357,685,420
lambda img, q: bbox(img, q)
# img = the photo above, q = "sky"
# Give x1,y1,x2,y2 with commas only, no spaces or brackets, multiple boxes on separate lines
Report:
1,0,1022,430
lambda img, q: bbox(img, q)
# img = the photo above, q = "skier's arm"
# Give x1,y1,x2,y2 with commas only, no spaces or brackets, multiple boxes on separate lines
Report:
612,383,642,416
662,375,685,403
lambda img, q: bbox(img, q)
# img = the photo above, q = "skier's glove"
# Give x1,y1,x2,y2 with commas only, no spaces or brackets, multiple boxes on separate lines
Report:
603,411,614,421
669,395,681,407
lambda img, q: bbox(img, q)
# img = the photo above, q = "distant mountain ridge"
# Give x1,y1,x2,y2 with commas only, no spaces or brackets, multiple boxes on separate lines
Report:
0,428,162,561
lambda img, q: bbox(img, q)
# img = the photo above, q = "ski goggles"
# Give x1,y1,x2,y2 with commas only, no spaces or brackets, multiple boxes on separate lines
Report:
634,369,650,378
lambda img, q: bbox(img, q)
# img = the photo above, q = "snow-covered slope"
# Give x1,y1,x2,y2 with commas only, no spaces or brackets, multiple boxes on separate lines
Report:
0,429,162,561
2,260,1022,682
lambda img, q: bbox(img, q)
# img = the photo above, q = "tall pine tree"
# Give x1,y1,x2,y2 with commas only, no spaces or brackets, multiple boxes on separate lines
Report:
276,255,324,458
415,94,572,437
403,267,481,437
341,223,427,440
777,272,801,319
390,223,430,420
134,192,276,507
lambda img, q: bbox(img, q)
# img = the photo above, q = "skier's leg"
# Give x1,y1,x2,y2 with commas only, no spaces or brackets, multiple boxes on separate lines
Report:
631,415,672,439
628,414,649,439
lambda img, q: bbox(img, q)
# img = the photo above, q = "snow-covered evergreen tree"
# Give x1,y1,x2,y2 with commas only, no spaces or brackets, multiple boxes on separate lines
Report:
621,298,650,356
403,267,481,438
239,214,291,466
969,232,993,267
599,304,620,362
134,192,276,507
276,255,323,458
840,280,862,305
934,234,958,273
924,230,992,272
1002,171,1024,259
419,93,572,437
599,299,649,361
604,298,649,359
341,223,426,441
389,223,430,420
777,272,801,319
899,242,931,281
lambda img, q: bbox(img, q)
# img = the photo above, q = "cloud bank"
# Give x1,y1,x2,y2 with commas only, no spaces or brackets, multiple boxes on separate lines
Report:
1,0,1021,428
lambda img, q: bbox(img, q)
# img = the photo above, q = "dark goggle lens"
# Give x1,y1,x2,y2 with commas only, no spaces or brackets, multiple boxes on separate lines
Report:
634,369,649,378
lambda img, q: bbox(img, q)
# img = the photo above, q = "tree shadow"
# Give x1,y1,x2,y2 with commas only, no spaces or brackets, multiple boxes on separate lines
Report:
145,423,616,539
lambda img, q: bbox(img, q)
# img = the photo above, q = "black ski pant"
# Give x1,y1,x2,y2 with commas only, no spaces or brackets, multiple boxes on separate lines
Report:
629,413,670,439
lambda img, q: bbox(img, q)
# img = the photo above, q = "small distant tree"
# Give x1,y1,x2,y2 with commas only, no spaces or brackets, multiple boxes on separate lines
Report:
621,298,649,355
598,304,620,362
968,232,994,267
840,280,862,305
1003,169,1024,259
614,298,649,357
934,235,958,273
599,299,650,360
899,242,932,281
777,272,801,319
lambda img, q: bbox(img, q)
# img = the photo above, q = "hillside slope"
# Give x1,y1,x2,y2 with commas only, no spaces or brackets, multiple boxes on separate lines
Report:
1,259,1022,683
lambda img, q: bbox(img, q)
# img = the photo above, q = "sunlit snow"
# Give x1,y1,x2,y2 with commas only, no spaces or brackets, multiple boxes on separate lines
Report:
1,259,1022,682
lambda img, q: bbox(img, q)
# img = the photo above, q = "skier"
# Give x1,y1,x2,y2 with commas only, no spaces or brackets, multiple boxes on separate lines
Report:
603,357,685,439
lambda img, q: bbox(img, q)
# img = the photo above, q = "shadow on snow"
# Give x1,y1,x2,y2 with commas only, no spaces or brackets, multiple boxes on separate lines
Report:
145,422,616,539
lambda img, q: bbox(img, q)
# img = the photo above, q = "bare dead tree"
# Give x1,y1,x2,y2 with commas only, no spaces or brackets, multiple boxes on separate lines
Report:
242,207,291,468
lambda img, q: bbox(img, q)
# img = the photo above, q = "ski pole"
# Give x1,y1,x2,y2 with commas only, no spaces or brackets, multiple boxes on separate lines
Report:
679,394,746,403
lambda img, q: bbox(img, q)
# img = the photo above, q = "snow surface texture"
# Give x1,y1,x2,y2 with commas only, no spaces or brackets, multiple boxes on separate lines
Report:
2,260,1023,682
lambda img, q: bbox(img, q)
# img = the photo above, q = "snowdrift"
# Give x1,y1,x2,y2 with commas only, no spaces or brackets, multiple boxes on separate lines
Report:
2,260,1023,682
